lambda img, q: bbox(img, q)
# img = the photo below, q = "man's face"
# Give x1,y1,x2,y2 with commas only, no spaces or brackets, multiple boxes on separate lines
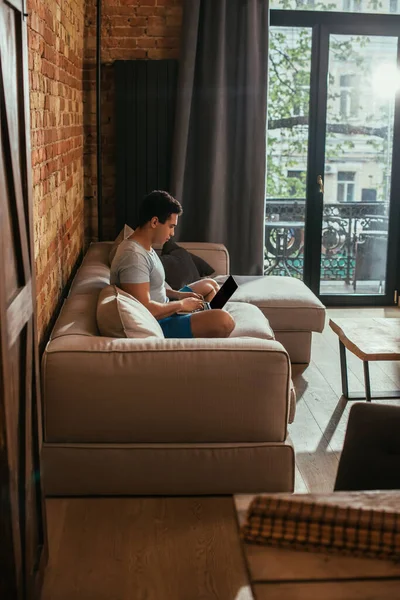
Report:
152,213,178,245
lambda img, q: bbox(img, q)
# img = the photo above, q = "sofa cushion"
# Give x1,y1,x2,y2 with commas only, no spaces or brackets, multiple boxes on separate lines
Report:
162,240,215,279
96,285,164,339
225,302,274,340
217,275,325,333
160,244,201,289
190,252,215,278
52,294,100,340
109,224,134,265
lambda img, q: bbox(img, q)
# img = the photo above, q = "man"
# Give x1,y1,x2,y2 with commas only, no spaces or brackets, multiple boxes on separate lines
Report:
110,190,235,339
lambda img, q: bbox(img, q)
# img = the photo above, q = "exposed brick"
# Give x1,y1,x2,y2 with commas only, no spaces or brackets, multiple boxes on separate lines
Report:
146,25,180,37
28,0,183,301
136,6,157,16
105,16,147,27
155,36,180,48
147,47,179,59
28,0,85,343
109,26,146,36
137,38,156,48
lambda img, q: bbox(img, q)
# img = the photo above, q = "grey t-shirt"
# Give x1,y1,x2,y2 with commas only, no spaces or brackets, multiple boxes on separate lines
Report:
110,239,167,304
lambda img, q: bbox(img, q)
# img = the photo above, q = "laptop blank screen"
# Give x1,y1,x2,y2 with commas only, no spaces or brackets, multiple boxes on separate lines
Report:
210,276,238,310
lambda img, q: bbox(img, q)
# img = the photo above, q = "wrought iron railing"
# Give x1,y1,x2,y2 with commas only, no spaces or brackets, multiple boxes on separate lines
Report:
264,199,389,281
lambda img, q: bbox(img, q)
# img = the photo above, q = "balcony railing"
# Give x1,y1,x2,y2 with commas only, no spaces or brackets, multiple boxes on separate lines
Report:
264,199,388,284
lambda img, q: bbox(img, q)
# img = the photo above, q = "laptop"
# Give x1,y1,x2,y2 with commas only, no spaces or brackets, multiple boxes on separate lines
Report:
178,275,238,314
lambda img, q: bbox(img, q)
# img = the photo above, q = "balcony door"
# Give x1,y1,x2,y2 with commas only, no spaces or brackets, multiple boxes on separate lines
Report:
266,11,400,305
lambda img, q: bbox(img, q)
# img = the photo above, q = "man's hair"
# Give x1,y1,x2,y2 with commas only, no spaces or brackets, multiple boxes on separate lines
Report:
137,190,182,227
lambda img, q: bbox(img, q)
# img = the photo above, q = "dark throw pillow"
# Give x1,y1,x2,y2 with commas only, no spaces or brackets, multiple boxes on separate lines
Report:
161,240,215,289
160,241,200,289
190,253,215,278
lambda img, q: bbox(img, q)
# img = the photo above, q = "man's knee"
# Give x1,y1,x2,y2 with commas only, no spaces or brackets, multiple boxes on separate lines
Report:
210,279,220,292
213,310,235,338
201,278,219,292
202,281,215,296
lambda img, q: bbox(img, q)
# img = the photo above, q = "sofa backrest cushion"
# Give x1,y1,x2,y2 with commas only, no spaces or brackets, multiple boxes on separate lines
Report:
96,285,164,339
109,224,134,265
177,242,229,276
159,240,215,289
51,293,100,340
160,248,201,290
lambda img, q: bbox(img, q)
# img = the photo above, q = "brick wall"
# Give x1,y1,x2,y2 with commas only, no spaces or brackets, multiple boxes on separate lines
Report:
84,0,183,241
27,0,183,339
28,0,85,341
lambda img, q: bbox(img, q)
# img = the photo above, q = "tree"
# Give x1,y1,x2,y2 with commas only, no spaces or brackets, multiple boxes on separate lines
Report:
266,19,392,202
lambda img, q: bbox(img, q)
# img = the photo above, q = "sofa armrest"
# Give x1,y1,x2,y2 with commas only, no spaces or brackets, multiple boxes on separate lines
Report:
177,242,229,276
42,336,291,444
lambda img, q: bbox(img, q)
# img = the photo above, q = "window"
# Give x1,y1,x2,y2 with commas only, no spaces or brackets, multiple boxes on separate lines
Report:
296,0,315,6
343,0,362,10
338,171,355,202
390,0,398,13
361,188,377,202
340,74,358,118
271,0,397,14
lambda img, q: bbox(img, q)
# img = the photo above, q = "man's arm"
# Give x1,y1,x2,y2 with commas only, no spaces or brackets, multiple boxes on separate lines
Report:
121,282,184,319
121,283,205,318
165,288,203,300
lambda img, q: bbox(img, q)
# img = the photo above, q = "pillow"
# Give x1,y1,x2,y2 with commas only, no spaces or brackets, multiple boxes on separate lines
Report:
160,240,215,288
160,250,200,290
189,253,215,278
109,224,134,265
96,285,164,339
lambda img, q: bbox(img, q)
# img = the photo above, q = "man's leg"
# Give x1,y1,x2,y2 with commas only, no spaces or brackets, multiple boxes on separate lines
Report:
190,309,234,338
188,278,220,301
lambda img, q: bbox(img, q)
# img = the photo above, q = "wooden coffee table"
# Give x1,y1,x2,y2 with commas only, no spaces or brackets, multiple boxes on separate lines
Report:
329,318,400,402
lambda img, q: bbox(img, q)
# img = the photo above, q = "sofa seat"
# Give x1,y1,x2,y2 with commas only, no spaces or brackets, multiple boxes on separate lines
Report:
43,294,291,445
216,274,325,365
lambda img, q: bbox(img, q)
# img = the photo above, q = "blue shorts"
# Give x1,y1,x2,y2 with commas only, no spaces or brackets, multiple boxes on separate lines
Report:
158,286,194,339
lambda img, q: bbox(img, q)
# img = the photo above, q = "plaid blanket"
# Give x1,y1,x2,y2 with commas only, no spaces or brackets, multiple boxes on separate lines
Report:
241,494,400,562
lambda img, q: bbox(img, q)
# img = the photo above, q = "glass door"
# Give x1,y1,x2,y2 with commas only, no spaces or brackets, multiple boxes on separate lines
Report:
319,33,398,299
267,12,400,305
265,26,312,281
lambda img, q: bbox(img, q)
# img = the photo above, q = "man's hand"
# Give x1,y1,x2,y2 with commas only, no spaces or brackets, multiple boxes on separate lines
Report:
180,296,205,313
178,291,204,300
166,289,204,301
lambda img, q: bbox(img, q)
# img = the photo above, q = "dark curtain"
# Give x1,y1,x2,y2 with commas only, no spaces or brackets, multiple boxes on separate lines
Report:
170,0,269,275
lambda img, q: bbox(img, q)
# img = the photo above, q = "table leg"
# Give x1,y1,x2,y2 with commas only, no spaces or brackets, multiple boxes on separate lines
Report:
363,361,372,403
339,340,349,398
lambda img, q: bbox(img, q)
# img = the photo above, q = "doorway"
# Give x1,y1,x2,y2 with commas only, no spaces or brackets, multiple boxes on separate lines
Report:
265,11,400,306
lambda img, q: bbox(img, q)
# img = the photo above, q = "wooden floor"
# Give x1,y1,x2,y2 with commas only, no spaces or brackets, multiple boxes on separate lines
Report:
41,307,400,599
42,497,254,600
291,305,400,494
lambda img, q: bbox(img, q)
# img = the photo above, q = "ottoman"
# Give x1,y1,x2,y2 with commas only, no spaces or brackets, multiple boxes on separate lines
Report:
217,275,326,367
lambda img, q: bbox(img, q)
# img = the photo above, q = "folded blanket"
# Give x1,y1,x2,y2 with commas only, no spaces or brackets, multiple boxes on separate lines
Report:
241,493,400,562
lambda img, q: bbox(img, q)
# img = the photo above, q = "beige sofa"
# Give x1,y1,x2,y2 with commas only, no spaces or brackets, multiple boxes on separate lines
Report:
41,242,323,496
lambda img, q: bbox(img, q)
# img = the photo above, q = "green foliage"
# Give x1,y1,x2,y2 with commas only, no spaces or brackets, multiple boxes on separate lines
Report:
267,27,390,201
